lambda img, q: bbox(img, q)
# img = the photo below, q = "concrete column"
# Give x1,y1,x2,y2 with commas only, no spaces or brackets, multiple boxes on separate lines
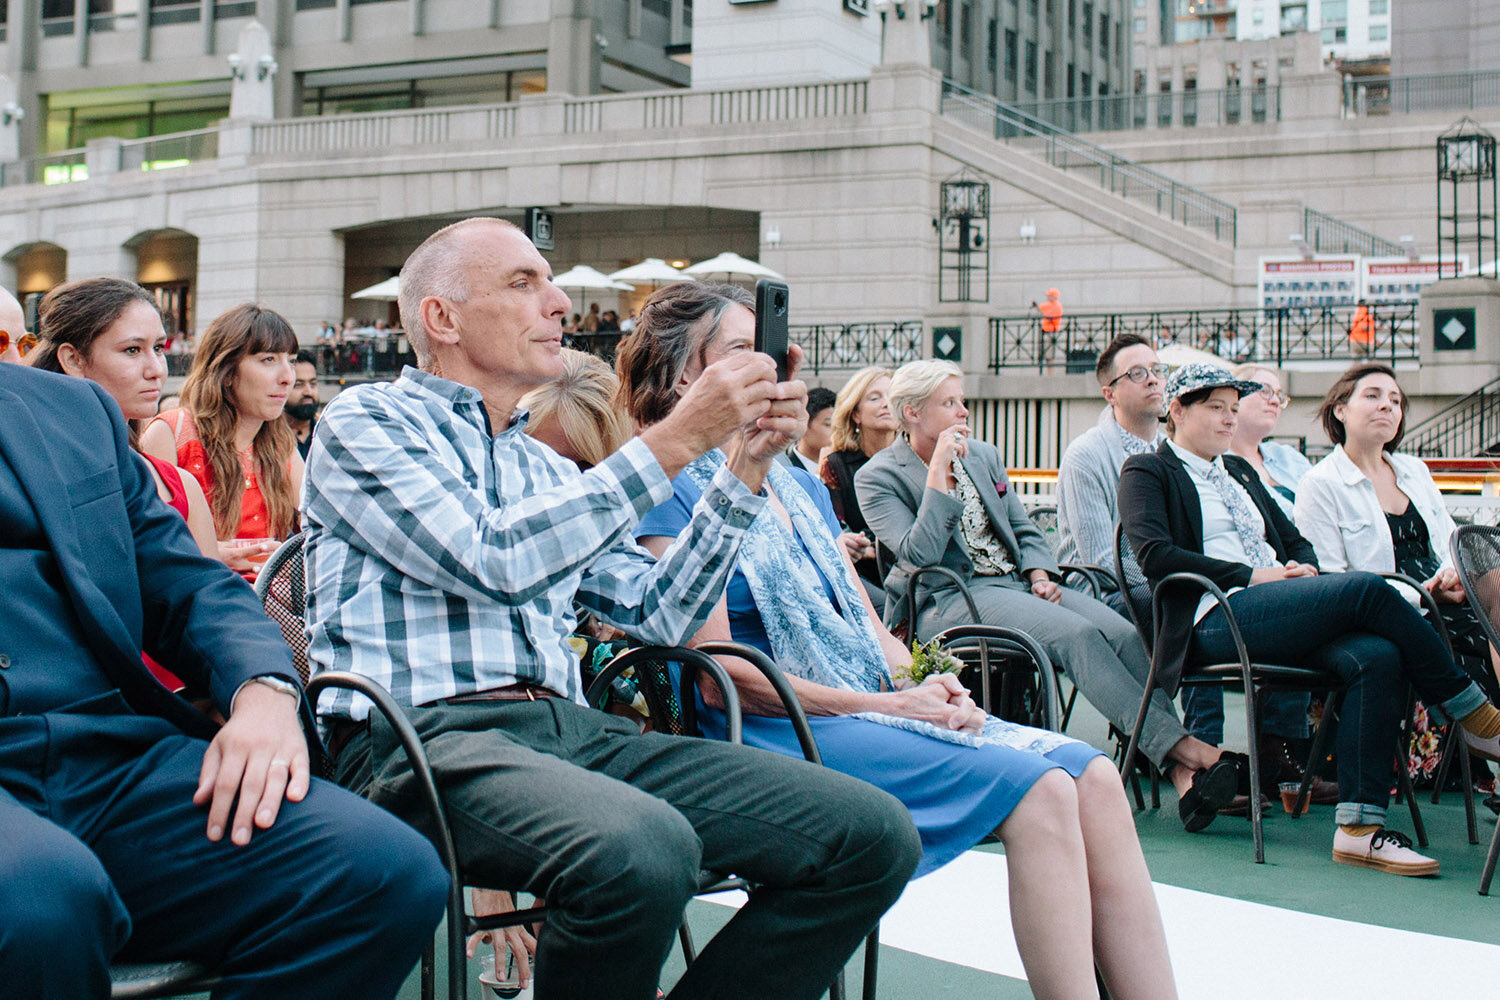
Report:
84,137,122,180
1417,278,1500,397
868,62,943,115
547,1,597,96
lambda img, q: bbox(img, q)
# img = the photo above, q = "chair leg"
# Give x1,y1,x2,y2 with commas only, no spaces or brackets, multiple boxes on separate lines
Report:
829,968,846,1000
1293,691,1341,820
862,928,880,1000
1459,742,1479,845
422,938,436,1000
678,922,698,965
1243,682,1266,864
1480,816,1500,896
1395,737,1428,848
1431,723,1458,805
448,886,468,1000
1150,763,1161,810
1060,682,1079,731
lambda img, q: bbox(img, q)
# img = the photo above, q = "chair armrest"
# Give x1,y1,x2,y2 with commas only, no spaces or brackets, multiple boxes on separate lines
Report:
931,623,1062,731
587,646,743,745
305,673,461,885
1151,571,1254,684
695,641,823,765
1058,563,1102,597
1378,571,1455,649
906,563,982,635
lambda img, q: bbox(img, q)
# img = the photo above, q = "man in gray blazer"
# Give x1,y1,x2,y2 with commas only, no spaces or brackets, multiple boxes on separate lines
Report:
856,360,1242,831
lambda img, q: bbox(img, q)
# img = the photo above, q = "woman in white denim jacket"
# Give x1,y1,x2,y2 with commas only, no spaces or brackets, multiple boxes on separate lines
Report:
1295,363,1498,700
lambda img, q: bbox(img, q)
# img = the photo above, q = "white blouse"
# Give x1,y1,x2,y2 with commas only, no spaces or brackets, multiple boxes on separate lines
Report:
1293,445,1455,583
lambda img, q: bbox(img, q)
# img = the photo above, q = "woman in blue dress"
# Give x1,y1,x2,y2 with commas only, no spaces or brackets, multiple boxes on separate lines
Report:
615,282,1178,1000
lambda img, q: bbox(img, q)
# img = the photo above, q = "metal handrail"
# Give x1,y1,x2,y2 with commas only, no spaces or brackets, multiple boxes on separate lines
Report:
1003,83,1281,134
940,79,1237,245
988,302,1418,371
1343,69,1500,117
1303,207,1404,257
793,320,924,374
1402,375,1500,458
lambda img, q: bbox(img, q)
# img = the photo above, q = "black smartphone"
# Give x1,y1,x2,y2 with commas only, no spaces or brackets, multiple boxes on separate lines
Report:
754,279,790,382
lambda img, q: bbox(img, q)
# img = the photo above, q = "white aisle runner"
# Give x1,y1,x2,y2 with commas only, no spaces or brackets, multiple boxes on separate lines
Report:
704,849,1500,997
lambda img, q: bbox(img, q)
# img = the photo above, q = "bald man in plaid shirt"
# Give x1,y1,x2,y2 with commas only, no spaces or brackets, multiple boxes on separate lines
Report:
304,218,919,1000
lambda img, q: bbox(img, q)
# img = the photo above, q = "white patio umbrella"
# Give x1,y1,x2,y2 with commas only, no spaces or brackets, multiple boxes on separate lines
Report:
1157,343,1233,369
552,265,633,292
608,258,697,287
351,275,400,301
683,251,784,282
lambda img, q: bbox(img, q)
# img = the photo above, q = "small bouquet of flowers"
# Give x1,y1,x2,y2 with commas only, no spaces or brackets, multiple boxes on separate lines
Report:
896,637,964,686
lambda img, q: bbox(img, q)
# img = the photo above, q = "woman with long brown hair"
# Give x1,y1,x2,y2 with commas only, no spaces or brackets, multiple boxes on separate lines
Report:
142,303,302,579
31,277,220,690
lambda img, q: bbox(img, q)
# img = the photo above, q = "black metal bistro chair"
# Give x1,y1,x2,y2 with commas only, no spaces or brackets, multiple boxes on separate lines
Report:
1112,523,1431,863
1449,523,1500,895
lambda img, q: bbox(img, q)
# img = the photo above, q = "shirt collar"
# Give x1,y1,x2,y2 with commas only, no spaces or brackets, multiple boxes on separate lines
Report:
1105,406,1161,454
394,365,531,435
1166,437,1220,476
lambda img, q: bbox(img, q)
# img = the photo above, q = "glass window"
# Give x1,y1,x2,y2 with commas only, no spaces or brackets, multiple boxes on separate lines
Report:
1043,51,1054,98
1368,0,1386,13
1321,24,1346,43
1133,16,1146,32
1004,28,1017,82
1369,23,1386,41
1024,40,1037,92
1321,0,1346,22
1252,8,1263,24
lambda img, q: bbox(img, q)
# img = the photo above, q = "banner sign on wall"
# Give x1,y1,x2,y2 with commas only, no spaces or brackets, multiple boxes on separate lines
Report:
1360,256,1467,305
1257,256,1360,310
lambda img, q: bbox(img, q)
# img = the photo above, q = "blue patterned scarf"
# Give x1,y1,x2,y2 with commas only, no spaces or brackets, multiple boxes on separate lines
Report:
684,452,1075,754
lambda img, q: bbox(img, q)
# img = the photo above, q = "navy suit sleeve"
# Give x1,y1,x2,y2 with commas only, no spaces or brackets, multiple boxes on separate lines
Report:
101,383,298,711
1118,453,1253,591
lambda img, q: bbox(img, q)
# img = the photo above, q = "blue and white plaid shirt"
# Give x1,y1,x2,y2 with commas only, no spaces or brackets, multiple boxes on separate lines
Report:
303,367,766,720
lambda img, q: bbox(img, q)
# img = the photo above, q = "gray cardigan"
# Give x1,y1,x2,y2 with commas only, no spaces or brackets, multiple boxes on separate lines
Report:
1055,406,1156,586
855,436,1057,628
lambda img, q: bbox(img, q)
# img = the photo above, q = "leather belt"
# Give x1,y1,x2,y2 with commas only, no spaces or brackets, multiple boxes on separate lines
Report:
441,683,559,705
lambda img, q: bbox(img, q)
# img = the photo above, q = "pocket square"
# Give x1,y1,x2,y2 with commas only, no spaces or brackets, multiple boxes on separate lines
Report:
994,481,1008,496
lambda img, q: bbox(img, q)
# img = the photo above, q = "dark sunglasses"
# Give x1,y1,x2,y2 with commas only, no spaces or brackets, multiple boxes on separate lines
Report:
0,329,37,358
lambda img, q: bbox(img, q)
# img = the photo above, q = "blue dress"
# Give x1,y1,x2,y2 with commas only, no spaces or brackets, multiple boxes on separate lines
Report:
637,468,1102,878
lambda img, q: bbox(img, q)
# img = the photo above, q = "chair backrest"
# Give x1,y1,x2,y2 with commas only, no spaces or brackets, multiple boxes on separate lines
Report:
1112,521,1154,654
1028,505,1060,556
1451,524,1500,655
254,532,309,685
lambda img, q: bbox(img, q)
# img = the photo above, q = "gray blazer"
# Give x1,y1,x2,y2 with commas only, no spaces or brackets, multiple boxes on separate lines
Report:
855,436,1058,628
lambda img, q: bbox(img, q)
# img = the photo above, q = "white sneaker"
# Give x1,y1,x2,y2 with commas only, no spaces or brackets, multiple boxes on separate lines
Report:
1463,727,1500,764
1332,827,1438,877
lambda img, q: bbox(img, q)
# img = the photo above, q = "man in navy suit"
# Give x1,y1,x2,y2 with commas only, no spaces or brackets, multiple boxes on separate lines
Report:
0,362,448,999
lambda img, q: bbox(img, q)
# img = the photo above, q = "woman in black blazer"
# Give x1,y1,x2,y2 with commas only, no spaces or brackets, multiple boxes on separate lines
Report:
1120,363,1500,878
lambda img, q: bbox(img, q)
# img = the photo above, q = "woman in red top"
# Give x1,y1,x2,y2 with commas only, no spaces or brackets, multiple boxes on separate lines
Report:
30,277,219,690
143,304,302,581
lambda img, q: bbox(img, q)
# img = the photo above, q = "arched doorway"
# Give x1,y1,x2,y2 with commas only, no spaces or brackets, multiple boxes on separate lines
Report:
126,228,199,338
5,242,67,329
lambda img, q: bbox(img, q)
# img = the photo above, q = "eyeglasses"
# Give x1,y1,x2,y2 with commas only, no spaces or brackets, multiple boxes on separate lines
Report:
1254,386,1290,407
0,330,37,358
1105,363,1170,388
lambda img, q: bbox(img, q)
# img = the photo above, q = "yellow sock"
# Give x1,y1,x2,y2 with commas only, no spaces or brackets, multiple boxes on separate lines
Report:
1461,702,1500,739
1340,824,1381,837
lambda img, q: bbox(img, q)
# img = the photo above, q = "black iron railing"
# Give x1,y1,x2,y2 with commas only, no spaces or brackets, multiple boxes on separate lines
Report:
1004,85,1280,135
1304,207,1405,257
1402,376,1500,458
940,80,1238,246
793,321,925,375
988,303,1418,372
1344,70,1500,117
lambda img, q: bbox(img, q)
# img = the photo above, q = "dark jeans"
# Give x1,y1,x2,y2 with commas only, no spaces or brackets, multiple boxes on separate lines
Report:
336,697,921,1000
1190,571,1487,826
1105,582,1308,745
0,706,449,1000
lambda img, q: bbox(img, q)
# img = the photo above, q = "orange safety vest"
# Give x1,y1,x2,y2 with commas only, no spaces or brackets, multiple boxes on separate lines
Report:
1038,299,1063,334
1350,305,1375,345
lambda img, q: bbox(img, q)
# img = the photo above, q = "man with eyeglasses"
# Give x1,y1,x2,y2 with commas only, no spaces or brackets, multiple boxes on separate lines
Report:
1056,333,1168,615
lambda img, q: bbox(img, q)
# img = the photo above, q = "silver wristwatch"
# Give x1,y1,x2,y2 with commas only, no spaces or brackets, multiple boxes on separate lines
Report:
248,674,302,702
